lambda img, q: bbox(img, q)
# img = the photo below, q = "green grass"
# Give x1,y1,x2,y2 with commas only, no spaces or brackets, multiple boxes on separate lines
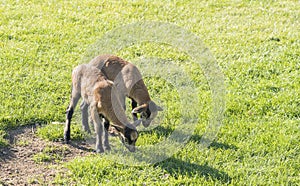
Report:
32,145,70,163
36,123,85,142
1,0,299,185
0,130,8,147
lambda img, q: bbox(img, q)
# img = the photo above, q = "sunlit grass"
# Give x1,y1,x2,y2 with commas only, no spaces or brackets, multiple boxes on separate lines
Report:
36,123,85,142
1,0,299,185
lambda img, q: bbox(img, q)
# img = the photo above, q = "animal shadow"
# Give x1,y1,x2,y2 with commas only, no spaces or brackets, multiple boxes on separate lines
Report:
190,134,238,150
66,140,95,152
139,125,174,136
158,157,232,184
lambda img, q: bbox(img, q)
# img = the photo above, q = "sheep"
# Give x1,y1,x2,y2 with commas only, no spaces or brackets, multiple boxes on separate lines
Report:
85,54,163,129
64,64,139,153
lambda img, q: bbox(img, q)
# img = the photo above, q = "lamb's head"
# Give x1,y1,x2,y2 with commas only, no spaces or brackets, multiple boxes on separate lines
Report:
112,125,139,152
131,100,163,127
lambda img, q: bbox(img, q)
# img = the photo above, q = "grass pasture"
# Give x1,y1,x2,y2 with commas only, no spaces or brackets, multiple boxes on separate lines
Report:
0,0,299,185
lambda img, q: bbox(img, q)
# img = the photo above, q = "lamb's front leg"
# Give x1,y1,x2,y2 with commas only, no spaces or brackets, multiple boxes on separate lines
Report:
90,105,105,153
100,115,111,151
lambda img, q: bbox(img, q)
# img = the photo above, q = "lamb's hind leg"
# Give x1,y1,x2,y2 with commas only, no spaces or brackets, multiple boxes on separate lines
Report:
80,101,91,133
64,91,81,143
91,105,105,153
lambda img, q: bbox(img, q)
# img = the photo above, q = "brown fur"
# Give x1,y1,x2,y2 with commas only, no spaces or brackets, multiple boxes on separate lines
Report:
89,55,162,127
90,55,151,104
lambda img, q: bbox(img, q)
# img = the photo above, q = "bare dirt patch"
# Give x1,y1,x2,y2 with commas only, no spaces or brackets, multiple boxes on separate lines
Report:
0,125,94,185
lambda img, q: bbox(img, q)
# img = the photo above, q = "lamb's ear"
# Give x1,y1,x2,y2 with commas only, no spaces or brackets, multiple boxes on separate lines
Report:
156,105,163,111
149,101,163,112
131,104,147,114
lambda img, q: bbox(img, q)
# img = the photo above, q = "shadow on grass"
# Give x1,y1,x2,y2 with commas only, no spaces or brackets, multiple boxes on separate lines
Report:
136,125,234,184
190,134,238,150
209,141,238,150
158,157,232,184
140,125,237,151
67,140,95,152
139,125,174,136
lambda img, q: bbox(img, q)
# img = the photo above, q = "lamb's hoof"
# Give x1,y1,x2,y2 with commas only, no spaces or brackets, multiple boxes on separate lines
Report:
104,146,111,151
64,135,70,144
82,127,91,134
95,148,105,153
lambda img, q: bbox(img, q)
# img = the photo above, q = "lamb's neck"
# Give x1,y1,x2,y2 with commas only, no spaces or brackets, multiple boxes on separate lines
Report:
129,80,151,105
105,106,130,130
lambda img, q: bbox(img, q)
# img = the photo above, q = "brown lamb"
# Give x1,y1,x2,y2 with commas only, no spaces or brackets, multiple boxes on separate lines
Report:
64,64,138,153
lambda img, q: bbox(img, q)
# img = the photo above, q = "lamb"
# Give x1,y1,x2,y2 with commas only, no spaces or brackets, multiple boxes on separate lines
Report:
85,55,163,129
64,64,139,153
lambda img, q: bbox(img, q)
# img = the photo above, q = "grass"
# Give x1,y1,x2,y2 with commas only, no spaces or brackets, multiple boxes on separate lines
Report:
32,145,70,163
0,130,8,146
1,0,299,185
36,123,85,142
